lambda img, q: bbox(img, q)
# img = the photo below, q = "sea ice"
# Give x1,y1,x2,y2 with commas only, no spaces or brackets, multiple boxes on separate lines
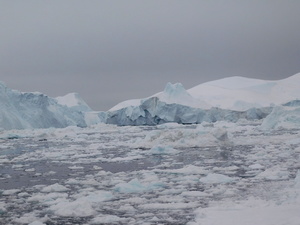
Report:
200,173,237,184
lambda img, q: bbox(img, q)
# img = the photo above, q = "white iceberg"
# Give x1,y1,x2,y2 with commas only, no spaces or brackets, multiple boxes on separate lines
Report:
0,81,89,130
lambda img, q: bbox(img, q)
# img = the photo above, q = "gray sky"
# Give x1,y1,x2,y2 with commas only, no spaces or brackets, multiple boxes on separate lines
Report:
1,1,300,110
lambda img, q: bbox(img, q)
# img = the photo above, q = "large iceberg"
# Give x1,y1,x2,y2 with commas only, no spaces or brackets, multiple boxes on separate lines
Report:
0,82,89,130
101,73,300,126
102,83,272,126
104,97,272,126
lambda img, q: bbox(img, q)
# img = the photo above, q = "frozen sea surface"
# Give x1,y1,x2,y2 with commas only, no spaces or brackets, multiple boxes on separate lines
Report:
0,122,300,224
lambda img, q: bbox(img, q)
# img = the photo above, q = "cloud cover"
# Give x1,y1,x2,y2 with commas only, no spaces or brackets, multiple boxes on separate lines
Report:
1,0,300,110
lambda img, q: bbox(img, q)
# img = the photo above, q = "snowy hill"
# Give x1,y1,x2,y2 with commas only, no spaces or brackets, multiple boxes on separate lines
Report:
104,73,300,125
0,82,89,130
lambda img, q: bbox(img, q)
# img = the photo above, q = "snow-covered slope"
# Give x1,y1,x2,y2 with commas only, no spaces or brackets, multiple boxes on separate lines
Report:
0,82,88,130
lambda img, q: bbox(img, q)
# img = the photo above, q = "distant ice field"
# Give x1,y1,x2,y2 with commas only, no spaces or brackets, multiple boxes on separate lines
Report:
1,121,300,224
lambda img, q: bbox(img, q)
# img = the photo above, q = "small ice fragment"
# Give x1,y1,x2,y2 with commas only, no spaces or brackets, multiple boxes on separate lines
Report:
200,173,237,184
41,183,69,193
68,165,84,170
2,189,20,195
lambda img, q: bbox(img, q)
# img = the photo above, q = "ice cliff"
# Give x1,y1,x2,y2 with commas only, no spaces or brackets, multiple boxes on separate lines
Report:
0,82,89,130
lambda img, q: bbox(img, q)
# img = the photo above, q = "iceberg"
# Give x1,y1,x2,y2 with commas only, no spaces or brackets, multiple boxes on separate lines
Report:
102,82,272,126
102,73,300,126
2,72,300,129
0,81,89,130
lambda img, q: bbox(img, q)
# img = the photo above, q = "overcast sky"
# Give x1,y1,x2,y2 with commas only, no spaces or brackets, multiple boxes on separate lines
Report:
1,1,300,110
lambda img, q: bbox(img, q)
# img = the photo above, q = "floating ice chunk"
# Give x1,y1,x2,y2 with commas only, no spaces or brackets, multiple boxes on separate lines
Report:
118,204,136,212
43,171,56,176
2,189,20,195
50,199,95,217
27,192,68,205
25,168,36,172
41,183,69,193
68,165,84,170
249,163,264,170
50,190,113,217
200,173,237,184
114,178,164,193
92,165,102,170
0,158,10,164
256,167,289,181
13,213,47,225
90,215,126,224
212,128,229,142
76,191,114,204
147,145,179,155
134,128,217,148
